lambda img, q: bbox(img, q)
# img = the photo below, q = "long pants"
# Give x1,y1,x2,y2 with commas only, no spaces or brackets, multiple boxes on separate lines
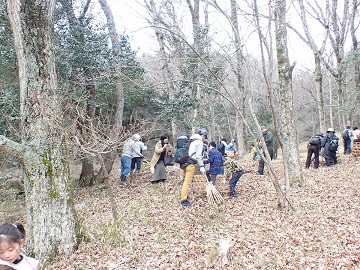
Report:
229,171,243,195
258,148,274,175
131,157,143,170
305,145,320,168
120,155,132,177
325,150,338,167
343,139,351,154
181,164,196,201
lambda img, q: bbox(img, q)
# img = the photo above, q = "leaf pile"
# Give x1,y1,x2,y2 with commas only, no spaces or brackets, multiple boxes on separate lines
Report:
2,155,359,269
46,155,360,269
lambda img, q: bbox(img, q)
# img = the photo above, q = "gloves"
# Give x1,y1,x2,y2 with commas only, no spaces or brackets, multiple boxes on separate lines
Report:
200,166,206,174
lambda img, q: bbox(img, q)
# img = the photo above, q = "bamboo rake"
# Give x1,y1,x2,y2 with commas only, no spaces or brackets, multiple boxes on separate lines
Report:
205,177,224,206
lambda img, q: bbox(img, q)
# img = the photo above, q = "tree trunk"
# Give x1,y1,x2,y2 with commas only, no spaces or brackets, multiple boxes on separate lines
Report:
349,0,360,117
97,0,124,183
297,0,327,132
274,0,303,189
144,0,178,137
314,54,326,131
6,0,77,261
98,0,124,128
79,158,94,186
230,0,246,156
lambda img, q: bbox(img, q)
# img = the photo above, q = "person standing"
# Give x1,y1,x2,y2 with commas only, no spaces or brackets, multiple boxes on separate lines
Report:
131,138,147,178
203,141,224,187
250,143,259,160
180,129,208,207
257,126,274,175
149,133,173,183
342,125,352,155
217,138,227,157
225,139,236,157
322,127,339,167
353,126,360,142
120,134,143,183
305,132,324,169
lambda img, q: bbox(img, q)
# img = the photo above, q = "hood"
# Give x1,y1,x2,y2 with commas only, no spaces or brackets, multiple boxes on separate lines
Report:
190,133,202,140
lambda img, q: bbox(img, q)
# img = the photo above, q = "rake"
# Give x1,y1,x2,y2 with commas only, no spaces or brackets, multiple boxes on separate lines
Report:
205,177,224,205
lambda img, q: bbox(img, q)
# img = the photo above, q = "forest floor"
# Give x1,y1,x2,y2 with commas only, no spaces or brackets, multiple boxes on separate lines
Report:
1,148,360,269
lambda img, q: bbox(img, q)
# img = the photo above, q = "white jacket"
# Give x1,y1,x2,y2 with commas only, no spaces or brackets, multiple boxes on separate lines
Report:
188,134,204,167
132,141,147,158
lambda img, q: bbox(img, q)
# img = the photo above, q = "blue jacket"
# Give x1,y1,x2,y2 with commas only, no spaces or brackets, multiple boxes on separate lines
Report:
203,148,224,175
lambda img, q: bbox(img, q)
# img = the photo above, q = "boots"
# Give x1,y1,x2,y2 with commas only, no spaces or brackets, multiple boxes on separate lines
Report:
120,175,126,183
134,169,140,178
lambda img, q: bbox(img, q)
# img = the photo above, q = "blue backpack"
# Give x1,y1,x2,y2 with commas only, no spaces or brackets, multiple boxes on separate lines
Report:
174,132,193,164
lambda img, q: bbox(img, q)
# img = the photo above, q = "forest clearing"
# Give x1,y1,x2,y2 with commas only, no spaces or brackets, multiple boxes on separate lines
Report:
1,0,359,268
1,149,359,269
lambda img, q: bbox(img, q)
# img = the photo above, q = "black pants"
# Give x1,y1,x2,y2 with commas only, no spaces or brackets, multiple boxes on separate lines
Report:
305,144,320,168
258,148,274,175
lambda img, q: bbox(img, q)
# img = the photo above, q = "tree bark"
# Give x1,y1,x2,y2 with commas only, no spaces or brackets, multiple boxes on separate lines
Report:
6,0,77,261
97,0,124,183
230,0,246,156
274,0,303,189
98,0,124,128
144,0,178,137
297,0,327,132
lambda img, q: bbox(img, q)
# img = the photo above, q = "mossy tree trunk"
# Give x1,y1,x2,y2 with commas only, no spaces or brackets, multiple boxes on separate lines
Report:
5,0,78,262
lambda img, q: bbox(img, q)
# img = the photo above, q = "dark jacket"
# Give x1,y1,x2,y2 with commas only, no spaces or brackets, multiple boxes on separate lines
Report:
203,148,224,175
218,141,226,156
262,130,274,150
322,132,339,157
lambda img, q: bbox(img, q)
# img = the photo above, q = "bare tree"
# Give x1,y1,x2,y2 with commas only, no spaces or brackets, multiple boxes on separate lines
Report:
4,0,77,261
274,0,303,188
143,0,179,137
291,0,329,132
209,0,247,156
94,0,126,183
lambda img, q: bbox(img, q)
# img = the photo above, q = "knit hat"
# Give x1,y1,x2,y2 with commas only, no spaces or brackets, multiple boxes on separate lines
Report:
132,134,141,141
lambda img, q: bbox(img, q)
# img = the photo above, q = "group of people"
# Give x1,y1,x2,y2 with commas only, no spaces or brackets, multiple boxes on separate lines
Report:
120,126,276,207
177,129,248,206
305,125,360,169
119,134,147,183
0,223,38,269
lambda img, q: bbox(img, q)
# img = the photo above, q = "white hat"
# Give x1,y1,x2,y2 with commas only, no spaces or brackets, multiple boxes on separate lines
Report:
132,134,141,141
327,128,335,132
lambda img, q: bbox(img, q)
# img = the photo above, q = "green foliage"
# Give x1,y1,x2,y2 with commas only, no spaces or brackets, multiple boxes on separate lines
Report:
0,1,20,139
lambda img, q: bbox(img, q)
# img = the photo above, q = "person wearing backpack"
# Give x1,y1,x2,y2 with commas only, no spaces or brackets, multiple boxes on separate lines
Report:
321,128,339,167
180,129,208,207
342,125,352,155
305,132,324,169
203,141,224,187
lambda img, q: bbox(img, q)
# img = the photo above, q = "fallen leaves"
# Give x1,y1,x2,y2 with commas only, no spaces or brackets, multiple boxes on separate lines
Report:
3,155,360,269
